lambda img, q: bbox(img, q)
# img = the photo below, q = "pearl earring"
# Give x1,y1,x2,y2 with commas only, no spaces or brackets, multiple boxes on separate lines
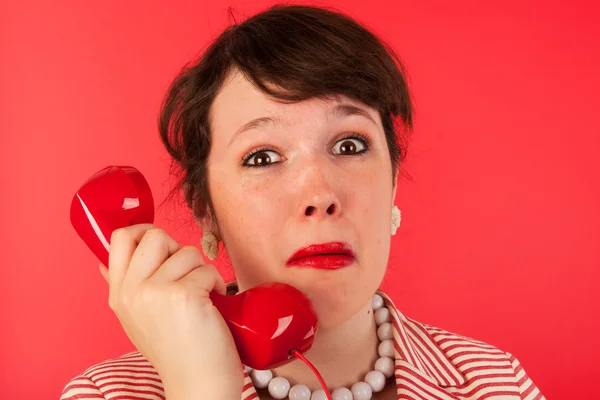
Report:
201,231,219,261
391,205,401,235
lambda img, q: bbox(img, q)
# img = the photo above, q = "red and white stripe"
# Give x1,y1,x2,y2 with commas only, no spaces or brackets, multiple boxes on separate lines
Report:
61,291,545,400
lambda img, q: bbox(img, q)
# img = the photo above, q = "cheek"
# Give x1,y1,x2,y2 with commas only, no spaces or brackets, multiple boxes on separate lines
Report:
216,177,287,243
353,171,393,263
214,177,289,286
353,169,392,225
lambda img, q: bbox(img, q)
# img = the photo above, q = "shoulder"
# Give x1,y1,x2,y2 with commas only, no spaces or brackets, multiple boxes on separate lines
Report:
404,314,518,380
419,321,544,398
379,291,514,367
418,319,516,369
380,292,546,398
60,351,165,400
380,292,544,400
420,319,509,355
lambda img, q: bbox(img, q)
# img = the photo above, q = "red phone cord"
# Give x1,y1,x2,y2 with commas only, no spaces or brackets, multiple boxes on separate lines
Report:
290,349,333,400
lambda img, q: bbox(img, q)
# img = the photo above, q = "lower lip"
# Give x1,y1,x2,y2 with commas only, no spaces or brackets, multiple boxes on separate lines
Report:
286,254,354,269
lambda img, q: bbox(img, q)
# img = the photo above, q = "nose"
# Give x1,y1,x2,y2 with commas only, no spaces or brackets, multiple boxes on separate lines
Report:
297,165,342,220
304,196,339,217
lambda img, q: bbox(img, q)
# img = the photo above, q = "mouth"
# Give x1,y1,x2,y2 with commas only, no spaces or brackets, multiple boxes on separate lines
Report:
286,242,355,270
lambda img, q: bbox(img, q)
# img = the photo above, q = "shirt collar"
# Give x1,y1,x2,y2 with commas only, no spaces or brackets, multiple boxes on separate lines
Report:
377,289,467,388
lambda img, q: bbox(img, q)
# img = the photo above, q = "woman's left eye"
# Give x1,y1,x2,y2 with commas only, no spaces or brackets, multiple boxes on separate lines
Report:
332,136,369,155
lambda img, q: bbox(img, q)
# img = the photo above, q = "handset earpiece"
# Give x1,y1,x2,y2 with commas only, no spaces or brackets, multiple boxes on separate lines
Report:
209,282,317,370
70,165,318,370
70,165,154,267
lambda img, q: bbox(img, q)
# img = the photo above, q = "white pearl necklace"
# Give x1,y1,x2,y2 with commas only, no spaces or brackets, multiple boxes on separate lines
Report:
247,294,395,400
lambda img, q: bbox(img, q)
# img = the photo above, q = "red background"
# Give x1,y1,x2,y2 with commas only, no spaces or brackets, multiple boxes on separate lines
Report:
1,1,599,398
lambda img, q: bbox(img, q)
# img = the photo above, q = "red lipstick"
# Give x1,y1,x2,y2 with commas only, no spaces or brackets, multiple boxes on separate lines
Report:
286,242,355,270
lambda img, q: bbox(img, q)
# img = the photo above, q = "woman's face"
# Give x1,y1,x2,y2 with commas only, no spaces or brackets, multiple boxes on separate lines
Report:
205,69,396,327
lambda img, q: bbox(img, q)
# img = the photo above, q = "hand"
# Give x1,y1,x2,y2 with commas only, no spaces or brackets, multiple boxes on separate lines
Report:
98,224,243,400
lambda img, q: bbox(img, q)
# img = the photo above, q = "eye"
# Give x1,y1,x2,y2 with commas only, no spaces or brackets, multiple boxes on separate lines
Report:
332,135,369,155
242,149,282,168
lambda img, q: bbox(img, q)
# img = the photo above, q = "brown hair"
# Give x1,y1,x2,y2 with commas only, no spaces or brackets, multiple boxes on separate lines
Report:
158,4,413,224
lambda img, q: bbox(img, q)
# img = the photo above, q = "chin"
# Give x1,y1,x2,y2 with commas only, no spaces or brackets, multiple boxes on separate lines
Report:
295,273,374,329
311,296,366,330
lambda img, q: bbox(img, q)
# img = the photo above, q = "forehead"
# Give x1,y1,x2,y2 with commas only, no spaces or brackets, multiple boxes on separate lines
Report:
209,69,380,137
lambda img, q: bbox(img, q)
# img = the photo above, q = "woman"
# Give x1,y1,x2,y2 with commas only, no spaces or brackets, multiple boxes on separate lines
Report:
61,4,544,400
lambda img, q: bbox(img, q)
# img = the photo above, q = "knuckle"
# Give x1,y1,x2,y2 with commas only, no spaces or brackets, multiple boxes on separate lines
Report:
181,245,201,257
110,227,127,242
205,265,218,279
118,292,133,308
108,292,126,313
180,246,205,265
144,227,166,239
170,284,195,306
202,263,217,274
108,295,117,311
142,283,163,302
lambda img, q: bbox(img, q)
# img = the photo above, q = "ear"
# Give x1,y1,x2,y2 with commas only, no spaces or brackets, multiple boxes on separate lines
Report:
197,204,221,242
199,212,215,234
183,182,216,234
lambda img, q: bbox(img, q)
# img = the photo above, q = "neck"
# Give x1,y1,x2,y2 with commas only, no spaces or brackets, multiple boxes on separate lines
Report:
271,297,379,390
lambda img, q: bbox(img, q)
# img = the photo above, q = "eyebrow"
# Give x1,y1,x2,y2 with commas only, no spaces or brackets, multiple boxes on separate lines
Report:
228,103,377,146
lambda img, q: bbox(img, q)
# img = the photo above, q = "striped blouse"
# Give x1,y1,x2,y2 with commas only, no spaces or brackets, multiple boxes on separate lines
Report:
61,290,545,399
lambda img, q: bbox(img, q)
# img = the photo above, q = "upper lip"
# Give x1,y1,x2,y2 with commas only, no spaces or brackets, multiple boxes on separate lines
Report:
287,242,355,263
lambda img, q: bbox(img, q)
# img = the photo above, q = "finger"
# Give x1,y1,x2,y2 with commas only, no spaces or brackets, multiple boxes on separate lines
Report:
124,227,181,285
178,263,227,296
107,223,157,292
98,263,109,283
151,245,206,282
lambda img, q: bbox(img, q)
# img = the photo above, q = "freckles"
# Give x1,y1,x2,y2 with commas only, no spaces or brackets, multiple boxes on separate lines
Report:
240,175,286,208
240,173,275,193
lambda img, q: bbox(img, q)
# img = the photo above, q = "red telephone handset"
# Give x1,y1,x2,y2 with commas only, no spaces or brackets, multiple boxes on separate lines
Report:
70,165,318,371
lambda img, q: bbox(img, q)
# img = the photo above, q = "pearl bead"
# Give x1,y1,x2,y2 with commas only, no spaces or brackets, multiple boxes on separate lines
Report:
311,389,329,400
351,381,373,400
289,384,311,400
332,387,353,400
372,294,384,310
365,370,386,392
375,356,395,378
250,369,272,389
377,322,393,341
378,339,395,358
248,293,397,399
268,376,291,399
374,307,391,325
